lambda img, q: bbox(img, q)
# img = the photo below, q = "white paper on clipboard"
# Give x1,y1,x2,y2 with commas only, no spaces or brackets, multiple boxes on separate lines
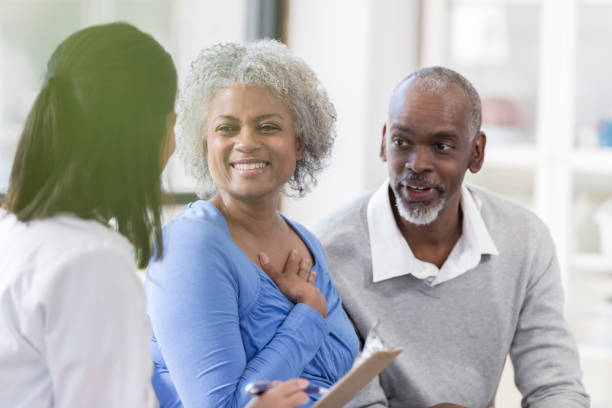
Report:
312,347,403,408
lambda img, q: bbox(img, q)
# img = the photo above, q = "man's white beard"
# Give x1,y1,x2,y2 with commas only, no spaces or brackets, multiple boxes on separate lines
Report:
396,197,446,225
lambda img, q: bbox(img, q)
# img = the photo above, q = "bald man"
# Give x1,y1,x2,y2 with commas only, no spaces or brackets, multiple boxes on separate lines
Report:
313,67,588,408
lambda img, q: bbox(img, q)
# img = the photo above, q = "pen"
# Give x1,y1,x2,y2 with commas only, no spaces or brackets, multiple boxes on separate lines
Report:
245,381,329,396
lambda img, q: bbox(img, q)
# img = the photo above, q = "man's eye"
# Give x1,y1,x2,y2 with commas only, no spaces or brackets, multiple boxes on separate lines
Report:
392,138,406,146
435,143,451,151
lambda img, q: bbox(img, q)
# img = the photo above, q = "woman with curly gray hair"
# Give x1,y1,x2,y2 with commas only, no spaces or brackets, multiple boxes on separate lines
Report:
145,40,359,408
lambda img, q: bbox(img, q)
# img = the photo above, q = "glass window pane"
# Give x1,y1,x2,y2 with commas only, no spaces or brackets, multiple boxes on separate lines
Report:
575,4,612,149
116,0,173,50
447,2,541,146
0,1,81,192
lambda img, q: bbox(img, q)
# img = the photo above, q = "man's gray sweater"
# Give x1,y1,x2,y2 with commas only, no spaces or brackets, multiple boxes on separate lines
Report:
312,184,589,408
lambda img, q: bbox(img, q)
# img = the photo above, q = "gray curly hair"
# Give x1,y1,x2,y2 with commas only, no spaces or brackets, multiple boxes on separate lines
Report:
177,39,337,199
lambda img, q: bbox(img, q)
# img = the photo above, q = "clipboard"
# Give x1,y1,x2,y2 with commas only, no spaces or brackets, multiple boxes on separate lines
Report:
312,347,403,408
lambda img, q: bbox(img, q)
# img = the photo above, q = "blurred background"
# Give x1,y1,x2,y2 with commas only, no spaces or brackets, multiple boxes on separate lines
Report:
1,0,611,406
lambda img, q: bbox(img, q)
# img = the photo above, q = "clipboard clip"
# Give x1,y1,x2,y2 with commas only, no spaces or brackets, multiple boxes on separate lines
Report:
354,321,389,367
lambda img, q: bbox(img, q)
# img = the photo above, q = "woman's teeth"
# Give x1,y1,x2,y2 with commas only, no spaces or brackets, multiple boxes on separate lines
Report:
233,162,267,170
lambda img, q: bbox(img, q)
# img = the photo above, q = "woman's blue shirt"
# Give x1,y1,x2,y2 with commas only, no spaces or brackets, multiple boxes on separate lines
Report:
145,201,359,407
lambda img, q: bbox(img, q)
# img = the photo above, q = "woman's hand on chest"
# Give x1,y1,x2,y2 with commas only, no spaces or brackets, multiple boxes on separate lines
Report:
258,249,327,319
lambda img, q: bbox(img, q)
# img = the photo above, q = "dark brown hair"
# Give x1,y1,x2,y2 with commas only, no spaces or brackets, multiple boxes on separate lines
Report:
4,22,177,267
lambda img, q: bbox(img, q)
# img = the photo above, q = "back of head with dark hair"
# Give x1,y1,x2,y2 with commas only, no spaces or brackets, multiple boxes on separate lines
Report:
4,22,177,267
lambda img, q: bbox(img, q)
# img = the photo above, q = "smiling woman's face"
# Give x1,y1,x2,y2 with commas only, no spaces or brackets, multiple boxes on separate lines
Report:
205,85,304,202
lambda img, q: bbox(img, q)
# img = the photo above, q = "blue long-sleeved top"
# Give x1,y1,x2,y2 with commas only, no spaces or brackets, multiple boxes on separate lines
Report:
145,201,359,408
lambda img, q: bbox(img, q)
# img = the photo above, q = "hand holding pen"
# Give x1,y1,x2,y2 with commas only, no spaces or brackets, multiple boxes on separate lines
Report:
245,379,326,408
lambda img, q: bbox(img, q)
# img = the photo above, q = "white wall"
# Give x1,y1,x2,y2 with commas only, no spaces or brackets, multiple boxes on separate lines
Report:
283,0,419,226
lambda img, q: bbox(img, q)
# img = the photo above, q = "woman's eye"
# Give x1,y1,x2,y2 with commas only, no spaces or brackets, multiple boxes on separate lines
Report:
216,124,236,132
259,123,280,132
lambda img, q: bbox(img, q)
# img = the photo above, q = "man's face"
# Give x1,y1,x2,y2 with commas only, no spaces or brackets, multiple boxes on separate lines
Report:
381,80,485,226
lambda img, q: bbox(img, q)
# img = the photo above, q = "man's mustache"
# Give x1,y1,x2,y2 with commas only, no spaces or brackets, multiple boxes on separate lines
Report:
396,172,445,193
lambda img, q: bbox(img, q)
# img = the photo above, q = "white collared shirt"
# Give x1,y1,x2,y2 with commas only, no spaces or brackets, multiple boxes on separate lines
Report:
367,181,499,286
0,212,157,408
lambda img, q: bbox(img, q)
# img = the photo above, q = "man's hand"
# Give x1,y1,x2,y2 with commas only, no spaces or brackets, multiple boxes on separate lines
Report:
259,250,327,318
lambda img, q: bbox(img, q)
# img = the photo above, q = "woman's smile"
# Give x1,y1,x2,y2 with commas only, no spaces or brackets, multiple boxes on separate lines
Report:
205,85,304,200
230,160,270,175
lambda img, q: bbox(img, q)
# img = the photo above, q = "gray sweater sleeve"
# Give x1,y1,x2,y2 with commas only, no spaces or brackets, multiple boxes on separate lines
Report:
509,227,589,408
346,376,389,408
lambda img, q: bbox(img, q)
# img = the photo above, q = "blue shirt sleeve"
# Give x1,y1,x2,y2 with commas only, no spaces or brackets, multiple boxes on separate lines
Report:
145,216,331,408
290,221,359,386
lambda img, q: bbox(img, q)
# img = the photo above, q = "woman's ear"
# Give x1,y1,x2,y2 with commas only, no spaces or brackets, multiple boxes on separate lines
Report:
296,136,305,161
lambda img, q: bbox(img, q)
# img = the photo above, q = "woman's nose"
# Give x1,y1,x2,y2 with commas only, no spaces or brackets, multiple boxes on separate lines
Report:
236,127,259,152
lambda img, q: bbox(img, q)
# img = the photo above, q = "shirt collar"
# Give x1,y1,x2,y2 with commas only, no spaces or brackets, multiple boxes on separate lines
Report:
367,180,499,285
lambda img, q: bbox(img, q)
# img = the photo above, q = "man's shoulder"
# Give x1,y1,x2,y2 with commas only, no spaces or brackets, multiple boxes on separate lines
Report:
467,183,551,240
311,191,372,237
311,192,375,283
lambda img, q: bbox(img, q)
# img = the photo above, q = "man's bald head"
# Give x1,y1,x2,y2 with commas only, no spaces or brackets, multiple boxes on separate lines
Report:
390,66,482,139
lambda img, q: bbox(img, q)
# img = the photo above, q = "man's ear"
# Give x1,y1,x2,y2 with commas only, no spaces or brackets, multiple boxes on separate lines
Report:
380,123,388,162
468,131,486,173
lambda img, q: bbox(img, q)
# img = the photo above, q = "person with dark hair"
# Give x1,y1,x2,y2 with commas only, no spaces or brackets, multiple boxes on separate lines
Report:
0,22,177,407
0,22,317,408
